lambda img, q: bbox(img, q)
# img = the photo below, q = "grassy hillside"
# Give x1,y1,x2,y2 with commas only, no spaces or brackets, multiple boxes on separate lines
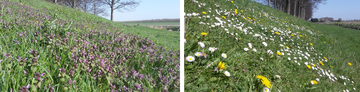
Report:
184,0,359,91
0,0,179,91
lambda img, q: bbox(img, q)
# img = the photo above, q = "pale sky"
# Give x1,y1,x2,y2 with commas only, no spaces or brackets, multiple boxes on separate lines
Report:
253,0,360,20
100,0,180,21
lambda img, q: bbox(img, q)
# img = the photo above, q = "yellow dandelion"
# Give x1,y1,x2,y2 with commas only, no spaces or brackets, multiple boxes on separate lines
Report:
263,15,266,17
202,11,206,14
319,61,324,66
311,80,318,85
270,30,272,32
231,1,234,3
288,28,290,30
247,17,251,19
324,41,326,43
201,32,207,36
275,32,279,35
300,35,304,37
256,75,272,88
330,65,333,68
36,21,38,23
291,34,294,36
310,43,313,46
307,65,311,69
241,10,243,12
286,46,290,49
222,16,226,19
324,57,327,60
218,61,226,70
348,62,352,66
20,3,23,5
243,18,247,20
277,52,282,56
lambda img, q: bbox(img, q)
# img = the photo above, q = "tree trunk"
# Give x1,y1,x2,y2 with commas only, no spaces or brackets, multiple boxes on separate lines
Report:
293,0,297,16
72,0,76,8
298,6,301,17
268,0,271,6
54,0,57,4
301,8,305,19
93,3,97,15
287,0,290,14
274,0,277,9
110,0,115,21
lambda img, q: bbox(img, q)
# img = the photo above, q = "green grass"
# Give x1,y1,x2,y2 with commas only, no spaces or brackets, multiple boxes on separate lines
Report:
0,0,179,91
185,0,359,91
121,22,180,26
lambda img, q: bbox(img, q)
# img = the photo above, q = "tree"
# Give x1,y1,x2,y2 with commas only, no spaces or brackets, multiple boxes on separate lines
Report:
103,0,140,21
286,0,290,14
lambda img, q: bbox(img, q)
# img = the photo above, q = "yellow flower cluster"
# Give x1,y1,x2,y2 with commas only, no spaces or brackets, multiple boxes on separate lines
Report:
256,75,272,88
201,32,207,36
235,9,238,14
218,61,226,70
307,65,311,69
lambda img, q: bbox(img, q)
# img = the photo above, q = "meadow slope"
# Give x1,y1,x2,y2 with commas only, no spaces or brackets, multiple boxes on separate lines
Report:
0,0,179,91
185,0,359,91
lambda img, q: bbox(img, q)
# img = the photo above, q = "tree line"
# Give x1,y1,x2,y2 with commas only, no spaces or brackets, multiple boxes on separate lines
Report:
45,0,140,21
256,0,326,20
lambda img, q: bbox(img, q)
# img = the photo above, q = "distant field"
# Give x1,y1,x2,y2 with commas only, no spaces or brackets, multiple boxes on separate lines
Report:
120,22,180,26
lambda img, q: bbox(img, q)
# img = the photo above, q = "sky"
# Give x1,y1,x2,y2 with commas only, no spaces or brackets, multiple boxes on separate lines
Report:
101,0,180,21
312,0,360,20
254,0,360,20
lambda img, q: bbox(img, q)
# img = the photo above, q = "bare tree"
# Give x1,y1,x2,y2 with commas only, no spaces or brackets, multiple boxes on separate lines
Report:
286,0,290,14
103,0,140,21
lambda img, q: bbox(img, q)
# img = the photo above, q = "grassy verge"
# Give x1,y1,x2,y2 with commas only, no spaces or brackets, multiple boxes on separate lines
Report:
0,0,179,91
184,0,359,91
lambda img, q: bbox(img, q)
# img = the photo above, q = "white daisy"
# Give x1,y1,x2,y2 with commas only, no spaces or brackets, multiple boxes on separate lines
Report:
224,71,230,77
221,53,227,58
248,43,253,48
244,48,249,51
194,52,203,57
275,75,281,79
253,48,257,52
263,87,270,92
262,42,267,47
198,42,205,48
209,47,217,52
186,56,195,62
316,78,320,82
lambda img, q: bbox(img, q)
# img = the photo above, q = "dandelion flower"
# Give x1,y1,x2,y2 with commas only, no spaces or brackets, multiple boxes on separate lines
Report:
194,52,203,57
310,43,313,46
222,16,226,19
201,32,207,36
218,61,226,70
209,47,217,52
224,71,230,77
319,61,324,66
311,80,318,85
221,53,227,58
198,42,205,48
307,65,311,69
202,11,206,14
256,75,272,88
244,48,249,51
348,62,352,66
231,1,234,3
277,52,282,56
324,57,327,60
186,56,195,62
263,87,270,92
